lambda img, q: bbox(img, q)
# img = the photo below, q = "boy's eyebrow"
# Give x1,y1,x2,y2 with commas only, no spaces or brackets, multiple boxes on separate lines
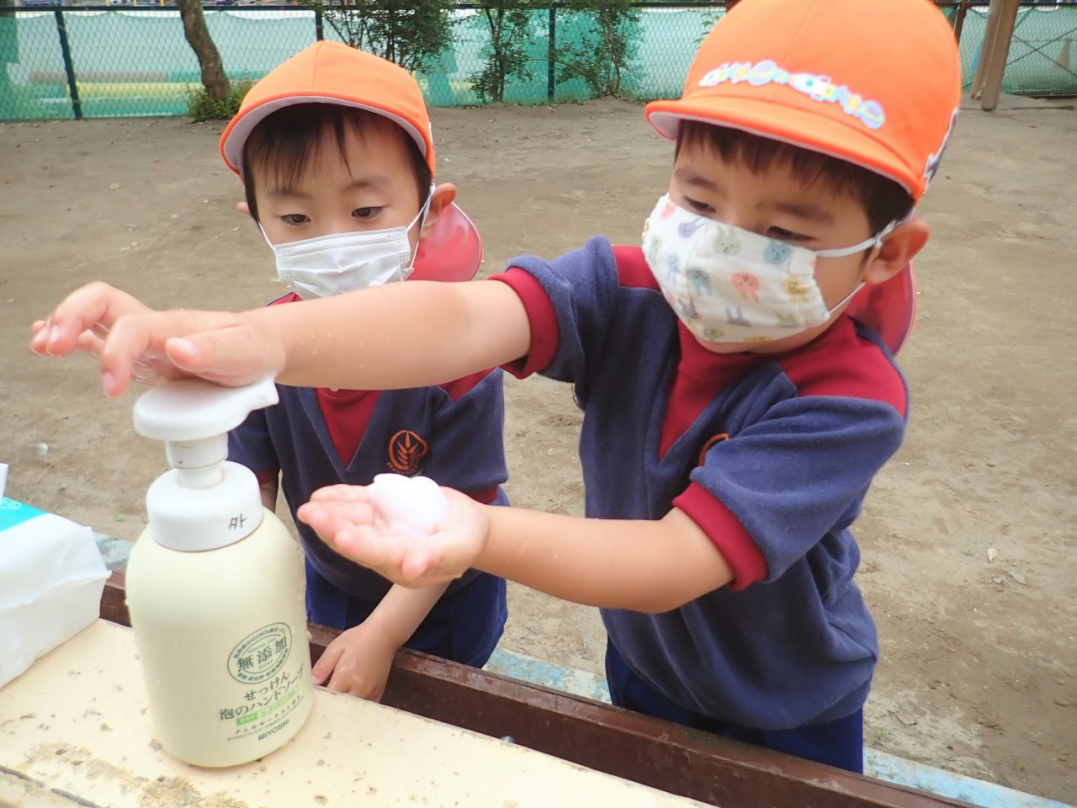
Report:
343,176,392,192
769,201,835,225
266,176,392,199
673,167,726,195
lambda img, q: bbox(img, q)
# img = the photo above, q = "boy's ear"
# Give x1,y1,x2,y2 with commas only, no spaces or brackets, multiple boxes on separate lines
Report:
863,218,930,286
420,183,457,238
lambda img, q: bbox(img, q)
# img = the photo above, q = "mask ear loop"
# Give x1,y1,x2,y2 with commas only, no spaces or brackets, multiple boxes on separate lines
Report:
403,183,437,273
814,218,900,260
815,218,903,314
257,222,276,252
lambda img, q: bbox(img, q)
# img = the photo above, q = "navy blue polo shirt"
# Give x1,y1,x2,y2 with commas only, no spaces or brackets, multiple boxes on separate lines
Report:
493,238,907,730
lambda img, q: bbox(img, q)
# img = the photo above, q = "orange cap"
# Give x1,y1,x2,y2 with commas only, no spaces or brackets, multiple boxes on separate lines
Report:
645,0,960,354
220,41,434,177
645,0,961,200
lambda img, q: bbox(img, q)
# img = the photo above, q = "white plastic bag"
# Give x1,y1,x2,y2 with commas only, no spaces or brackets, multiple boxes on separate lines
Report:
0,497,109,688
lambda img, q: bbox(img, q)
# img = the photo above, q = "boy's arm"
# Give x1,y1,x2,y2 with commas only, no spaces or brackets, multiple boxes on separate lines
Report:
252,280,531,390
299,391,907,613
35,280,533,398
312,581,451,701
479,506,733,613
359,581,452,651
301,489,733,614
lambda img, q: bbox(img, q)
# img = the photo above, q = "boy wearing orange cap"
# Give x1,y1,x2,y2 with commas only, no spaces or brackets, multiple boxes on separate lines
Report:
104,42,513,703
35,0,960,770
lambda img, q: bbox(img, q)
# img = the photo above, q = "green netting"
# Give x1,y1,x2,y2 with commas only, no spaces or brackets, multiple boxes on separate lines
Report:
1,3,1075,121
944,3,1077,94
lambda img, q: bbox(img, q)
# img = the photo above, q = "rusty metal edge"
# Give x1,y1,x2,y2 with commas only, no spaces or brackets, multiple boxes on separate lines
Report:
99,573,972,808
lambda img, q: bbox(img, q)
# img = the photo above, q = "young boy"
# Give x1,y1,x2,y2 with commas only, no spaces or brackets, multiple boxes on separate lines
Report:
61,42,512,703
34,0,960,772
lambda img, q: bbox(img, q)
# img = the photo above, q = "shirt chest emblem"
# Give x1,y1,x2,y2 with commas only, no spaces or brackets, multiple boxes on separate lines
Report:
387,429,430,476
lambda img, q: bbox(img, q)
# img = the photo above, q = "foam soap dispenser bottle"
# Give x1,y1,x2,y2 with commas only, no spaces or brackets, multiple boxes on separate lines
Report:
125,377,313,767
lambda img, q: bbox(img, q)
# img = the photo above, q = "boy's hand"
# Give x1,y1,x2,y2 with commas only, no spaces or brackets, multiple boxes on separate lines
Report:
298,485,488,587
31,282,285,397
31,282,151,359
312,622,397,702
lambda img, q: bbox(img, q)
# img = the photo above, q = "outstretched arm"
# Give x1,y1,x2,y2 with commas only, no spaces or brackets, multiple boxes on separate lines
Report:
33,280,532,397
300,487,733,614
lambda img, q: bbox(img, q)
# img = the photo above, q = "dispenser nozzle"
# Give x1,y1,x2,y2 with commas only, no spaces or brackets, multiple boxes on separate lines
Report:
135,377,279,551
134,377,278,490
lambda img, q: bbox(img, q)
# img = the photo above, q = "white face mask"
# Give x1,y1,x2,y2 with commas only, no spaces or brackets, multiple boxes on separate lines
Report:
264,187,434,300
642,195,894,344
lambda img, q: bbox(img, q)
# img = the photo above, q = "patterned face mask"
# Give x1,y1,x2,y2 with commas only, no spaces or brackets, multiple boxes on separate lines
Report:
642,195,893,344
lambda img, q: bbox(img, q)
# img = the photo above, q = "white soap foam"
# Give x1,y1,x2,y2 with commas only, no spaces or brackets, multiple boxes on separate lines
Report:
369,474,448,538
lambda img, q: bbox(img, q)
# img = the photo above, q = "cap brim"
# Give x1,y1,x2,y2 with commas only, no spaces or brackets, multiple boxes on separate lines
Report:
844,262,916,355
646,94,918,198
220,94,430,177
411,203,483,283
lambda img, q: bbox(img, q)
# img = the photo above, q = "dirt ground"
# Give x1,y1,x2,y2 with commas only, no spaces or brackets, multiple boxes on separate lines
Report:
1,98,1074,803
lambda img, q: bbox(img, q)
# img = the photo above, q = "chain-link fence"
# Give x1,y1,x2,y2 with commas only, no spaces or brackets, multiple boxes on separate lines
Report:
1,2,1074,121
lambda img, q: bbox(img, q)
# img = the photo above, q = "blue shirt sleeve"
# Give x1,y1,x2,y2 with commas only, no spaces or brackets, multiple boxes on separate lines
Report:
228,405,279,479
507,237,621,393
691,393,905,581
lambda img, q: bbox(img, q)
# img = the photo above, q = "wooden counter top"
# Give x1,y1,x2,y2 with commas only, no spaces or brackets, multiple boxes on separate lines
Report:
0,620,704,808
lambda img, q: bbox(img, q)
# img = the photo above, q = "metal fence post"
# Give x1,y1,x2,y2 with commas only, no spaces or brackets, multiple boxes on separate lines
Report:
314,7,323,42
53,6,82,120
547,3,556,103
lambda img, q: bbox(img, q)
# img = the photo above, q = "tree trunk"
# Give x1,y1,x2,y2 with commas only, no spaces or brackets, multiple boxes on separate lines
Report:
176,0,230,98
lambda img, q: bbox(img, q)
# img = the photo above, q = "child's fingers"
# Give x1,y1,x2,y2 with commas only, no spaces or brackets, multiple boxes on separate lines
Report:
400,549,434,582
331,526,414,578
30,321,50,355
76,329,106,359
164,321,286,387
308,484,372,504
322,498,376,523
296,502,345,541
326,668,349,694
94,309,241,396
95,312,182,397
296,500,377,541
37,282,150,358
312,641,344,686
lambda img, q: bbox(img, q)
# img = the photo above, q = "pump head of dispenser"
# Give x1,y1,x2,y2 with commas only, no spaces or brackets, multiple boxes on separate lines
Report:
134,377,278,552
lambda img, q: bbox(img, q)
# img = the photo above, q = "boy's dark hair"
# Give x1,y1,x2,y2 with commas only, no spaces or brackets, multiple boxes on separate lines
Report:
677,122,914,235
241,104,432,223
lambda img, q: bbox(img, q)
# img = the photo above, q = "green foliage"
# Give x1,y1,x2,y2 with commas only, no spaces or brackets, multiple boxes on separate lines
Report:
313,0,454,74
186,79,252,122
469,3,544,104
553,0,641,98
696,6,724,46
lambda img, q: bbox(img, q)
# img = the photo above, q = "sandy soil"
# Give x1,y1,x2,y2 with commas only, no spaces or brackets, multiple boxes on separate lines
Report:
0,98,1074,803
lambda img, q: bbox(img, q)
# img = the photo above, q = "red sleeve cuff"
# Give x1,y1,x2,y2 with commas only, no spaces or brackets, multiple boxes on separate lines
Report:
465,486,500,505
673,482,768,590
255,468,281,486
489,269,559,378
438,368,496,402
